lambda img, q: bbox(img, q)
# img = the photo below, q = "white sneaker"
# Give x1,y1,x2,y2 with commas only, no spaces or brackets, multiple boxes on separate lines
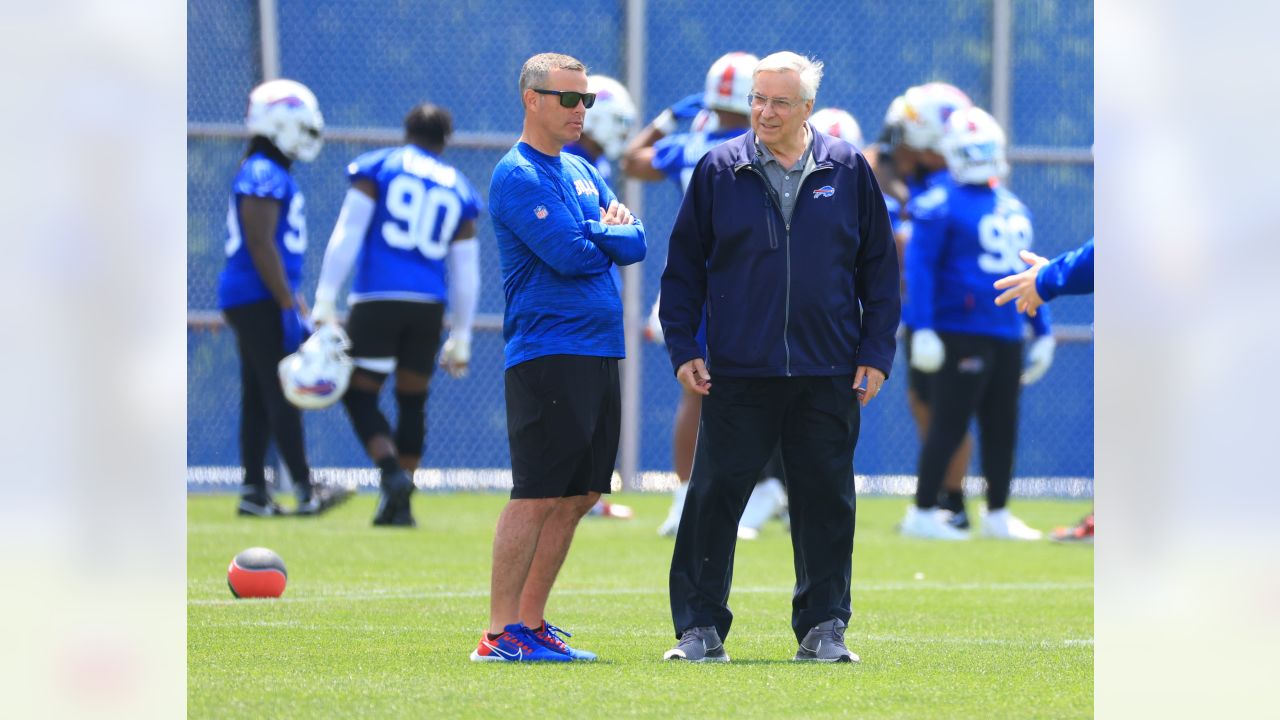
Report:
981,508,1043,540
900,505,970,540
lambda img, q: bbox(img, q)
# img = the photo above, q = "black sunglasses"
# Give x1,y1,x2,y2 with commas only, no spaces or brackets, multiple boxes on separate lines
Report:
532,88,596,108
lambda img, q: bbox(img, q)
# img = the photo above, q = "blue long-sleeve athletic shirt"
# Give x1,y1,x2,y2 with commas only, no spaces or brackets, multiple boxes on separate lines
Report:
489,142,646,368
1036,237,1094,300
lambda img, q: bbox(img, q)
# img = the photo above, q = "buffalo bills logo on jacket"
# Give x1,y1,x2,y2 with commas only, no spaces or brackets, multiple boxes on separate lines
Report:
813,185,835,199
534,205,548,220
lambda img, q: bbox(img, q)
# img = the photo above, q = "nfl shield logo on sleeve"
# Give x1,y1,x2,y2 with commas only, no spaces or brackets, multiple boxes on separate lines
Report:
534,205,548,220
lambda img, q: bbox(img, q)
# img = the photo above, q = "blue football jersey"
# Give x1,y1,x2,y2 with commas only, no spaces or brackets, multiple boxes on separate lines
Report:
563,142,616,190
899,167,960,328
346,145,482,304
217,153,306,309
904,180,1050,341
652,127,748,191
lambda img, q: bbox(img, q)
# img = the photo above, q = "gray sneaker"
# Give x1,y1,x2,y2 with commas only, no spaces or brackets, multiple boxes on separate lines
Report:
663,626,730,662
794,618,860,663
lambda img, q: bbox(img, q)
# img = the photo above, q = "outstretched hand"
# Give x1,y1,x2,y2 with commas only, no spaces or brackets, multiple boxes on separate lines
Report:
994,250,1050,317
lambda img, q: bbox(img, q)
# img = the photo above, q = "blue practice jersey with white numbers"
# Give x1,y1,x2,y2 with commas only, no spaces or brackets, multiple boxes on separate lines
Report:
489,142,646,368
905,180,1052,341
217,153,306,309
652,127,748,191
346,145,482,304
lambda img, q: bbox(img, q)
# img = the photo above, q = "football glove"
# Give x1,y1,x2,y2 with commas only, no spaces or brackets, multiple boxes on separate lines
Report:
1021,334,1056,385
439,335,471,379
909,329,945,373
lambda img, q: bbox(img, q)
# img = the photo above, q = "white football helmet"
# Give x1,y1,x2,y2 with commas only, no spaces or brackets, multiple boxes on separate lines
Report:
246,79,325,162
278,324,353,410
899,82,972,152
809,107,864,148
704,51,758,116
583,75,637,160
940,106,1010,185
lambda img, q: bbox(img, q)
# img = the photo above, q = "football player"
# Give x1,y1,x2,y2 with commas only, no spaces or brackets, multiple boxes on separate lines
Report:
310,103,483,527
900,106,1055,540
883,83,984,528
218,79,348,517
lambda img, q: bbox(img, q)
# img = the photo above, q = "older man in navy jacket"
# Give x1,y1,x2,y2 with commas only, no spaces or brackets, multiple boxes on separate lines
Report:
659,51,900,664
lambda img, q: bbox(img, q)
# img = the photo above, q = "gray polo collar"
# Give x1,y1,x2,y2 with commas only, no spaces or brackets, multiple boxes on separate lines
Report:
755,123,813,171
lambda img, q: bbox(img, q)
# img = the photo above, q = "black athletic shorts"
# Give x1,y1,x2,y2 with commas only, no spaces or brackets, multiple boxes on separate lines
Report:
346,300,444,376
504,354,621,499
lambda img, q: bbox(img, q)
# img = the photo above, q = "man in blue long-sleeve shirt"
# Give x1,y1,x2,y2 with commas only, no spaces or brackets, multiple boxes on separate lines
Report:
471,53,646,664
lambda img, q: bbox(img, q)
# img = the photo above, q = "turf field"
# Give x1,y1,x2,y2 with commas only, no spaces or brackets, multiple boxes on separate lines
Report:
188,492,1093,719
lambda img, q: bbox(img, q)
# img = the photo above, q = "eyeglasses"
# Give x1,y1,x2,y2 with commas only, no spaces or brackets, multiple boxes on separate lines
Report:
532,88,596,108
748,93,802,114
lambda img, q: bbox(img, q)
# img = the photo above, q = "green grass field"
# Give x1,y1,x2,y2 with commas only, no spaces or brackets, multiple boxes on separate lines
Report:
188,493,1093,719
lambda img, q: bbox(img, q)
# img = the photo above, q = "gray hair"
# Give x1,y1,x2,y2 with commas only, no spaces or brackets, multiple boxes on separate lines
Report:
753,51,824,101
518,52,588,96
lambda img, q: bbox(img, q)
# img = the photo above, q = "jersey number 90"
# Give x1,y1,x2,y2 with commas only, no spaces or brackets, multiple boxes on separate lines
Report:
977,213,1032,275
382,175,462,260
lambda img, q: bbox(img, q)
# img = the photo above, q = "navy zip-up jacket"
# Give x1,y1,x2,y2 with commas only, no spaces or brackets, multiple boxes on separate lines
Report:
659,126,900,379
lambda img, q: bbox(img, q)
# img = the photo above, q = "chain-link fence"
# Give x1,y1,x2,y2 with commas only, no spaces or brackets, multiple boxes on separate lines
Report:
188,0,1093,490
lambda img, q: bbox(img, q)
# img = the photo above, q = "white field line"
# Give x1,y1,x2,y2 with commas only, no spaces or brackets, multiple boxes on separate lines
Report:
189,581,1091,606
192,619,1093,649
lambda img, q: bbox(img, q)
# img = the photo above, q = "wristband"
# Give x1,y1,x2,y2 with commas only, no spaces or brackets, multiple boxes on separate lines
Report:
652,108,677,135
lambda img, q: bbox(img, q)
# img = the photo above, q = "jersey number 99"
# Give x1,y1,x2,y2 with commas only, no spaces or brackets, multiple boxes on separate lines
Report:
977,213,1032,275
382,175,462,260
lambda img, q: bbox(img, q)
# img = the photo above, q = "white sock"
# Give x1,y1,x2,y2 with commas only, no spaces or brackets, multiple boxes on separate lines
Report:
665,481,689,524
739,477,786,531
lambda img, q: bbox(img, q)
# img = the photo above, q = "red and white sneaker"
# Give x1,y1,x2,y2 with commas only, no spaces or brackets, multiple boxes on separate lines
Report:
587,500,633,519
1051,513,1094,544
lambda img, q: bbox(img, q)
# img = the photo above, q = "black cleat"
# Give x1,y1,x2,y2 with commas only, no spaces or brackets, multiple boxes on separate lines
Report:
295,482,355,516
237,488,285,517
373,468,415,527
945,508,971,530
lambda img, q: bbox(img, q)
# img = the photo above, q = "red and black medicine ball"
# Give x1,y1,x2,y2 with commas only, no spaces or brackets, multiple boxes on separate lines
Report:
227,547,287,598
